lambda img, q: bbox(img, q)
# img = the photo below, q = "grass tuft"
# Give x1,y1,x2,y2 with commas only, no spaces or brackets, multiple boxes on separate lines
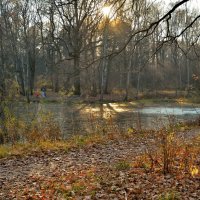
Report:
115,160,131,171
0,145,10,158
159,191,180,200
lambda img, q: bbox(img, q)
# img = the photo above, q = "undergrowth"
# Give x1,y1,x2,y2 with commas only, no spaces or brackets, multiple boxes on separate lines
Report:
0,104,200,179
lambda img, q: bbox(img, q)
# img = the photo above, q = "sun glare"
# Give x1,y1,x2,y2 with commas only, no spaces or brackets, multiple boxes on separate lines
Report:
102,6,112,17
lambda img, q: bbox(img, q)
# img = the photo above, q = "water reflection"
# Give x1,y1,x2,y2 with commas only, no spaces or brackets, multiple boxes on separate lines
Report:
13,102,200,137
138,107,200,115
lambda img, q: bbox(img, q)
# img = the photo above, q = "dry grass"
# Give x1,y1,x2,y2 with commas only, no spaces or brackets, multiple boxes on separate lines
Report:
0,131,131,159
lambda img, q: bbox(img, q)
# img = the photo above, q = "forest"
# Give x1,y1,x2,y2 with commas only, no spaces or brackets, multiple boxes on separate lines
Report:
0,0,200,199
0,0,200,101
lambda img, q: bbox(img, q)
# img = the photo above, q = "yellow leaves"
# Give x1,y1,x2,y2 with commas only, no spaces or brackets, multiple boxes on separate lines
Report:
167,132,174,143
0,145,10,158
177,98,184,104
190,166,199,177
127,127,134,134
176,98,189,105
58,90,66,97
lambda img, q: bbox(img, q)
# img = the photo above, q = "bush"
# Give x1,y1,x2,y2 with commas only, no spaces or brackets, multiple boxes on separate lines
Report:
0,104,26,144
0,106,61,144
24,111,62,142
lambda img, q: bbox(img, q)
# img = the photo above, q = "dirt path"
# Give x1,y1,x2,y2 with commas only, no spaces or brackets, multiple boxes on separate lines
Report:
0,129,200,199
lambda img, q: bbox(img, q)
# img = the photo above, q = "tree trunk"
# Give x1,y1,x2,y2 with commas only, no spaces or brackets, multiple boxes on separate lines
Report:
73,56,81,95
124,53,132,101
186,58,190,95
0,36,7,143
100,18,109,101
16,58,25,96
137,71,141,97
104,58,111,94
29,52,36,95
54,72,59,93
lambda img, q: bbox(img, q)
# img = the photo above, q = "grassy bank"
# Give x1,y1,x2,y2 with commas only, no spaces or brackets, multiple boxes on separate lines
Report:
1,94,200,160
0,121,200,199
0,132,128,159
0,119,199,159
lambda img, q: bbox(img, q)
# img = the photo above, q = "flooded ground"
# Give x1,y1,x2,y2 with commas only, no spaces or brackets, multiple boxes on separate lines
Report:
12,101,200,137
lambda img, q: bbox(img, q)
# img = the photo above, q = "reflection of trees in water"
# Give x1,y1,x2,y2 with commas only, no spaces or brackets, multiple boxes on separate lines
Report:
13,103,200,137
13,103,40,122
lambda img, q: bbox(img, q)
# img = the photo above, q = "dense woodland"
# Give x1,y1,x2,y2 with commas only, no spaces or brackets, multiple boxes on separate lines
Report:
1,1,200,199
0,0,199,103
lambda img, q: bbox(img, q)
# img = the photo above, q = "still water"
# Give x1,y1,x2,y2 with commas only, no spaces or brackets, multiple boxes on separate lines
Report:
12,102,200,136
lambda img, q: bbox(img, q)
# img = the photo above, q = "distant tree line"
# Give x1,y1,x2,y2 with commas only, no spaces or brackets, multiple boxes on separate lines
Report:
0,0,200,103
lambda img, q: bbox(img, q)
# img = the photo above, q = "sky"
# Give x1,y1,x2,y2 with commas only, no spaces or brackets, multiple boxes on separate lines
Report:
162,0,200,10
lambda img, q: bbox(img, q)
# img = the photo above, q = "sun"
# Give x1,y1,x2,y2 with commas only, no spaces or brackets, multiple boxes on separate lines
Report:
102,6,112,18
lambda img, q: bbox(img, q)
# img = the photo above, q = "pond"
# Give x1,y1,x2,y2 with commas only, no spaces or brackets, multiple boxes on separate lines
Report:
12,102,200,137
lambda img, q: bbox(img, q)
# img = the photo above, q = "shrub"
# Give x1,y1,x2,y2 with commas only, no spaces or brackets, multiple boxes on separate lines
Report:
115,160,131,171
24,111,62,142
0,105,26,144
0,106,61,144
